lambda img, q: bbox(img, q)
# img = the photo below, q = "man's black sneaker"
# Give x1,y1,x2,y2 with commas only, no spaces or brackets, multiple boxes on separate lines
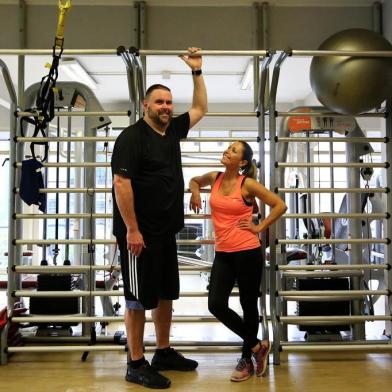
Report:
151,348,198,371
125,360,171,389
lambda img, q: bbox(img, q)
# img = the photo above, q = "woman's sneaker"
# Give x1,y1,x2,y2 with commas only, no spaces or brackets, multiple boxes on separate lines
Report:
230,358,254,382
253,341,271,377
126,360,171,389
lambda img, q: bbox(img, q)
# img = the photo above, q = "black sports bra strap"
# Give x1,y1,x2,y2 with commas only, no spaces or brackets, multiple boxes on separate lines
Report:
213,171,223,186
240,176,253,206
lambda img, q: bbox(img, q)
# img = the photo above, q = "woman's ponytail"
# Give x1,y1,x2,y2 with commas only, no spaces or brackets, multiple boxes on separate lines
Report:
238,141,257,179
243,159,257,179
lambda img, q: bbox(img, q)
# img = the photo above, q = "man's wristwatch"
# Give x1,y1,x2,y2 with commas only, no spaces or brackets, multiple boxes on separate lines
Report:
192,69,202,76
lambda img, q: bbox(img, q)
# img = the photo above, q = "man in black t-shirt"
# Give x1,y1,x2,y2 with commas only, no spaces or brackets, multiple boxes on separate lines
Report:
111,47,207,389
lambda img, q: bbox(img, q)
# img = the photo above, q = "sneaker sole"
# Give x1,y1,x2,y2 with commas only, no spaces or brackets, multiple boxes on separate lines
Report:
256,343,271,377
125,375,171,389
230,372,254,382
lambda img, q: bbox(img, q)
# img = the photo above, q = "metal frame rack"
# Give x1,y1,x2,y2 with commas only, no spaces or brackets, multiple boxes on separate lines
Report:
267,49,392,364
1,47,391,366
0,48,271,365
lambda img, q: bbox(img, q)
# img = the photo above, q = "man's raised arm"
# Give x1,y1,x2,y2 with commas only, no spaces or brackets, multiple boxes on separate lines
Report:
180,47,208,128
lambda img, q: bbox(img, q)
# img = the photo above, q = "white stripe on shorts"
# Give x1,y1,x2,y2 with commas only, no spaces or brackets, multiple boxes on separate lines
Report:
128,251,139,299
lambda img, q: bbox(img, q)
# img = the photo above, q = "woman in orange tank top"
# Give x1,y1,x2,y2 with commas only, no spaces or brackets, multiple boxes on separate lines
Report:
189,141,287,382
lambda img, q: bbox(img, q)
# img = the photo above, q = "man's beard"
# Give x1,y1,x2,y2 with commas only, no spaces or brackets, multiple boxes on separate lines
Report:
148,107,173,128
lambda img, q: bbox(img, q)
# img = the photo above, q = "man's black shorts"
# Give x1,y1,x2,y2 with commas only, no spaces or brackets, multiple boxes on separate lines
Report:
117,234,180,310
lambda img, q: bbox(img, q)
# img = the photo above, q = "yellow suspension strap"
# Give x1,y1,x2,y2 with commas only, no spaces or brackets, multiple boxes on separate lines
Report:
54,0,72,51
21,0,72,162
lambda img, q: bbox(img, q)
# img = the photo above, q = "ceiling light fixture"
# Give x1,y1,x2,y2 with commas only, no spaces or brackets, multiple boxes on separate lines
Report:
240,60,254,91
0,97,10,109
162,70,171,80
59,59,98,90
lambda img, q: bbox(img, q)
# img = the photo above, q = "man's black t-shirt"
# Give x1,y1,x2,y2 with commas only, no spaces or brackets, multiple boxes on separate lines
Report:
111,113,190,238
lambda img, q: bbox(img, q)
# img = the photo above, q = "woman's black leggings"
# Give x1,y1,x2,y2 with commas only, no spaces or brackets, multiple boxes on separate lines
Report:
208,247,263,358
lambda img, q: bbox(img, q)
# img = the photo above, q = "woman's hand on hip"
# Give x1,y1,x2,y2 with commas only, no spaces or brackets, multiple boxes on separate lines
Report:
238,218,259,234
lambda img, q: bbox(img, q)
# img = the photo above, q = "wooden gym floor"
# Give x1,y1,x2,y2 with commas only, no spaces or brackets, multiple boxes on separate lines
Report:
0,350,391,392
1,276,391,391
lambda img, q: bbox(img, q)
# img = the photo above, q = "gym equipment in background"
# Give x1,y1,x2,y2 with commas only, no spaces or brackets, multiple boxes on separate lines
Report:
29,271,79,329
310,28,392,115
297,277,351,335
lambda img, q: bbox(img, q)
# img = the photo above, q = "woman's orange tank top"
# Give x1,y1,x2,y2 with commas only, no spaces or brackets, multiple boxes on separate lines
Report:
210,173,260,252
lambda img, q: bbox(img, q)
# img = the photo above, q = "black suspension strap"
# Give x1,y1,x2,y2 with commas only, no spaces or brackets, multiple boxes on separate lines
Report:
20,1,72,162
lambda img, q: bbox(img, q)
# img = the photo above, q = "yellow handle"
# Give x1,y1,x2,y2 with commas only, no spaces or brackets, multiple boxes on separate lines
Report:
55,0,72,48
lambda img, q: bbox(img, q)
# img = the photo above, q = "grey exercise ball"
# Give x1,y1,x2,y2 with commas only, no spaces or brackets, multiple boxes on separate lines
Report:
310,29,392,115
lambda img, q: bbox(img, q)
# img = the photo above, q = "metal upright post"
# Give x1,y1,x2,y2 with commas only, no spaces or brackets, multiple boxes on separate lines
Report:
384,99,392,340
14,0,25,295
346,142,366,340
65,110,72,262
4,0,27,366
253,2,261,111
18,0,26,110
372,1,382,34
269,51,288,365
135,0,146,118
257,57,272,341
83,119,96,339
261,2,270,108
329,130,336,262
1,60,18,365
134,1,146,50
305,131,313,264
254,0,269,341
